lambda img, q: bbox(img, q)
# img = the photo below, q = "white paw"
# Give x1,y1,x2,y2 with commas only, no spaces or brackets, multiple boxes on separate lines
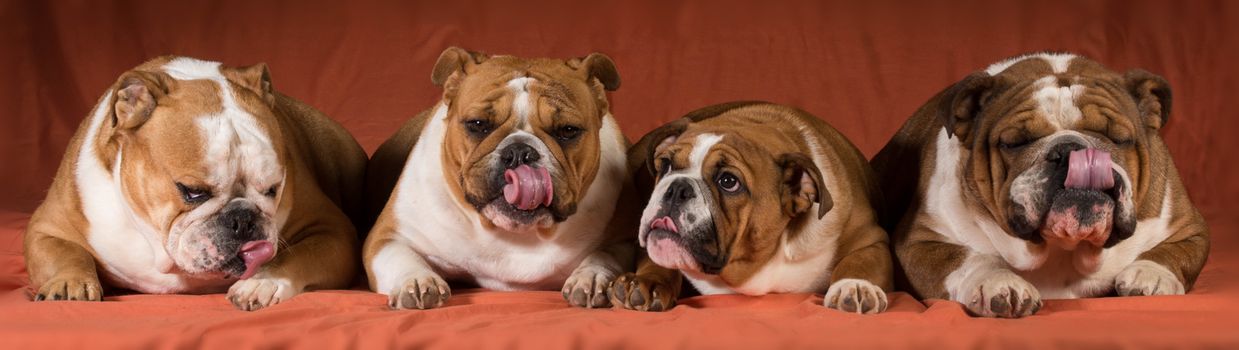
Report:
823,278,888,314
562,267,617,308
958,271,1041,318
388,275,451,310
228,277,297,311
1115,260,1185,296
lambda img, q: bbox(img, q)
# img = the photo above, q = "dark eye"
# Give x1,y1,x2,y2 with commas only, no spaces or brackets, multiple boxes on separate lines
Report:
464,119,493,136
264,185,279,198
998,138,1032,150
554,125,584,142
175,182,212,204
1113,137,1135,147
716,172,741,192
656,157,672,176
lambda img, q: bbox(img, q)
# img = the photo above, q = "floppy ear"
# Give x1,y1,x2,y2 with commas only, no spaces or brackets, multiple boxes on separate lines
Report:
578,53,620,91
1124,69,1172,130
777,153,832,219
632,119,690,177
431,46,490,87
112,71,170,131
224,63,273,96
937,72,997,143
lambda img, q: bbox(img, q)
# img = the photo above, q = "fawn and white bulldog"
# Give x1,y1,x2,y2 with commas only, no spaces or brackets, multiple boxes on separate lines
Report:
609,102,893,314
363,47,636,309
872,53,1210,318
24,56,366,310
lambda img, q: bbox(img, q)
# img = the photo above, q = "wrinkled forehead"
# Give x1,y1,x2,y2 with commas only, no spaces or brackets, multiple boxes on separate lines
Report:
455,58,596,117
985,54,1132,131
664,127,769,172
153,57,283,187
985,53,1115,79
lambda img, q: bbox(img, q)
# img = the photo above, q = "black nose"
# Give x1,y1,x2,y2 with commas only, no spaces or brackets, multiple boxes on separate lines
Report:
662,178,696,207
1045,142,1086,165
219,207,260,240
500,143,540,168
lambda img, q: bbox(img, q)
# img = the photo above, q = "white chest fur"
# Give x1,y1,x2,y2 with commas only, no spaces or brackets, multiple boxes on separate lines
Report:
390,104,628,290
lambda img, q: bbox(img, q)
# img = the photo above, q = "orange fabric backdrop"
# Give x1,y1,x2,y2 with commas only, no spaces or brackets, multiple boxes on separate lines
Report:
1,0,1237,348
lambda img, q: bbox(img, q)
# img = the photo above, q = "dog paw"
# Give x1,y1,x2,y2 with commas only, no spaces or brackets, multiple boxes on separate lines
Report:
609,273,676,312
960,271,1042,318
228,277,296,311
388,275,451,310
33,275,102,302
1115,260,1185,296
823,278,888,314
562,267,616,308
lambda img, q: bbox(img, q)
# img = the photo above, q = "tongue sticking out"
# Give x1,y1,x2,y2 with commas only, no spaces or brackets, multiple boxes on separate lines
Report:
1064,148,1115,190
238,241,274,280
503,164,554,210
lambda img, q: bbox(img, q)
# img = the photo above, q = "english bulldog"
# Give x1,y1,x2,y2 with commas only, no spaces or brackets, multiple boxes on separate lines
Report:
871,53,1210,318
363,47,635,309
23,56,366,311
608,102,893,314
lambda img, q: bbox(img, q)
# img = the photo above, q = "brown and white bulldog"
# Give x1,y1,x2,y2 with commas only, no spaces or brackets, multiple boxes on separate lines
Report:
23,56,366,311
609,102,893,314
871,53,1210,318
363,47,634,309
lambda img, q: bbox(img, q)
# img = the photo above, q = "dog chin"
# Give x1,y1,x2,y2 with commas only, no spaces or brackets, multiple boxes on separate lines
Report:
1040,189,1116,250
646,232,702,273
481,201,555,233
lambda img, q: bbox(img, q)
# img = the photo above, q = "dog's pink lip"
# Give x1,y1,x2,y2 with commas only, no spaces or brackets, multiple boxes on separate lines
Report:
237,241,274,280
647,237,700,272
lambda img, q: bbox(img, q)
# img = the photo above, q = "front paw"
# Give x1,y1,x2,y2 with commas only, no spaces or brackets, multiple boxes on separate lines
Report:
960,271,1042,318
388,275,451,310
609,273,676,312
1115,260,1185,296
823,279,888,314
33,275,102,302
228,277,296,311
562,268,615,308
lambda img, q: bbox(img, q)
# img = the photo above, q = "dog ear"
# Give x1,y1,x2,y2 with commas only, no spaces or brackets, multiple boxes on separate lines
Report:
431,46,490,87
576,53,620,91
1124,69,1172,130
937,72,997,143
777,153,832,219
225,63,273,97
112,71,171,131
633,119,690,178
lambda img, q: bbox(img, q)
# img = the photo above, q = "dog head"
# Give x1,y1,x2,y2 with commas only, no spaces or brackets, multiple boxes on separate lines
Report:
938,53,1171,271
100,57,286,280
430,47,621,235
635,103,832,275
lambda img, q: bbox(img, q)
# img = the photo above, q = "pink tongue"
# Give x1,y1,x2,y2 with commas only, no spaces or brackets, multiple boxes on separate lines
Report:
238,241,274,280
1065,148,1115,190
503,165,553,210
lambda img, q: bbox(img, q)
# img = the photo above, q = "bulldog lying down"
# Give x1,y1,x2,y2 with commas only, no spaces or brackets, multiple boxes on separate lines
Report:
363,47,634,309
610,102,893,314
24,56,367,310
872,53,1210,318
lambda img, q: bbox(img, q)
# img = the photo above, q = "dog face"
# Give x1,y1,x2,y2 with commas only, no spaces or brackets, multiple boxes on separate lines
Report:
636,115,829,275
103,57,285,280
941,54,1172,262
431,47,621,234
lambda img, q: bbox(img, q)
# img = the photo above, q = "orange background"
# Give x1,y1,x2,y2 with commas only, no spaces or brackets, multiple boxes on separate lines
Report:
1,0,1237,348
